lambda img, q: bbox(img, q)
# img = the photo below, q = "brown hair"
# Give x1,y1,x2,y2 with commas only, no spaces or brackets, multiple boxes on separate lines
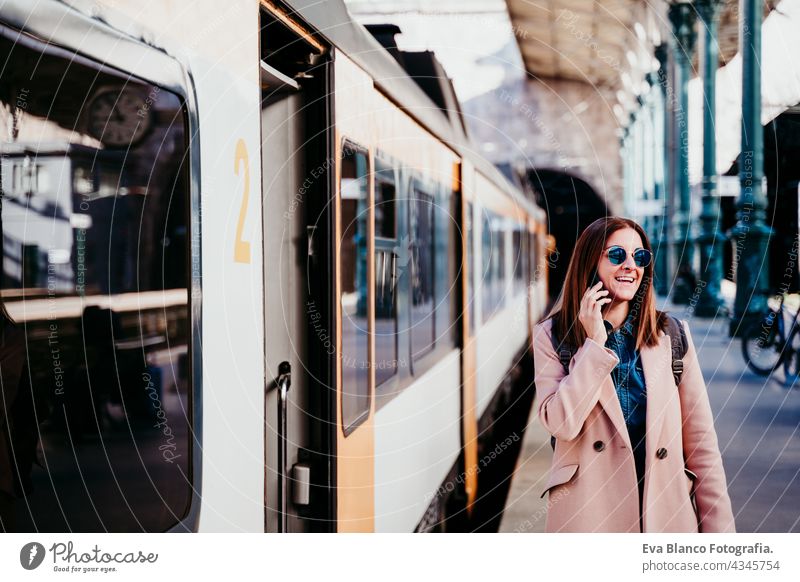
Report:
541,216,668,351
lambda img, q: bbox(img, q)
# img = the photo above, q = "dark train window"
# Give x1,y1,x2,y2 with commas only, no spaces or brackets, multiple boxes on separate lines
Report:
481,211,493,323
340,143,370,434
482,210,504,322
409,185,435,361
493,221,506,310
374,162,397,387
481,210,508,322
512,227,527,296
0,26,191,531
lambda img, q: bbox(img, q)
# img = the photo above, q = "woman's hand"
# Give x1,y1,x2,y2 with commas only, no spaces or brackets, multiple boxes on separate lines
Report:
579,281,611,344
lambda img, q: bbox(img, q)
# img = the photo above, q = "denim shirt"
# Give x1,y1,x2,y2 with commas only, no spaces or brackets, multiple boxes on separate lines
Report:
603,313,647,513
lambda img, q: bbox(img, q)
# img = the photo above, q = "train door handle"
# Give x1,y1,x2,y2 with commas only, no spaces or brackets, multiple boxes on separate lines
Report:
275,361,292,532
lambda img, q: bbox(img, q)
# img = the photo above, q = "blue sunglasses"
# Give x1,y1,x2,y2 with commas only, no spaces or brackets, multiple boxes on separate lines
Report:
605,245,652,268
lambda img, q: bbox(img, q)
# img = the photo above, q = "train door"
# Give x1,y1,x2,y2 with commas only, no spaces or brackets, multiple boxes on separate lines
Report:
258,4,332,532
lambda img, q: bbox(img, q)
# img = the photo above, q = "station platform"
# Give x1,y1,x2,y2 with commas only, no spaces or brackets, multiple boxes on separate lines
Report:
500,287,800,533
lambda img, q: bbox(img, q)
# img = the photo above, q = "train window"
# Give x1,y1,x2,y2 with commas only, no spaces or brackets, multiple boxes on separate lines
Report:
481,211,506,322
340,143,370,434
481,210,493,323
0,25,191,531
512,227,527,296
409,185,435,361
493,220,507,310
374,162,397,387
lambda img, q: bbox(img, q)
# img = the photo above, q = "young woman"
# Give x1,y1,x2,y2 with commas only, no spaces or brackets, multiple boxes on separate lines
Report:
533,217,735,533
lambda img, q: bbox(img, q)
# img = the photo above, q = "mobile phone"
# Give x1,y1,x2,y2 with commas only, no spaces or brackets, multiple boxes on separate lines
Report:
589,268,609,314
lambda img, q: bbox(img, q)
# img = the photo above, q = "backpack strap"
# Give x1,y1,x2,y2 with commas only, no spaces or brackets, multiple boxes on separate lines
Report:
548,322,573,451
662,314,688,387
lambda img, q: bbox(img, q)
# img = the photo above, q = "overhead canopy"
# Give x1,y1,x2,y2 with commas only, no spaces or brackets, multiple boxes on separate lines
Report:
505,0,777,116
506,0,643,89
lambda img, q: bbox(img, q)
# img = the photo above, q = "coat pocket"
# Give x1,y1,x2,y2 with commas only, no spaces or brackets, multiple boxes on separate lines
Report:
540,463,579,498
685,467,699,518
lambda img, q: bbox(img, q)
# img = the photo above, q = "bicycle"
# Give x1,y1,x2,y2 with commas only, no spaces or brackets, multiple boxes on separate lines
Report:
740,293,800,376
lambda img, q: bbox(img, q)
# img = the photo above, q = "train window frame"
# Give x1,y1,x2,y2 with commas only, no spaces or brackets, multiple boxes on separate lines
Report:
339,138,371,437
0,4,202,533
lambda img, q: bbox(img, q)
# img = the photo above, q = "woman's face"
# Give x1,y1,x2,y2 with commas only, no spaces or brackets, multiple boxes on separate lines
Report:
596,227,645,303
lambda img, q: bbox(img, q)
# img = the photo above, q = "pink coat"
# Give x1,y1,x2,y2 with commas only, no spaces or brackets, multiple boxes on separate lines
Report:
533,317,736,533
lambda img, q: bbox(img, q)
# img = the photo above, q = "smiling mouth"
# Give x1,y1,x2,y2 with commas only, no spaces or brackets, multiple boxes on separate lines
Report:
614,276,636,284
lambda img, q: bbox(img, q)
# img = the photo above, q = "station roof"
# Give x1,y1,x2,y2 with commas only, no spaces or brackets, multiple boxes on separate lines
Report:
506,0,642,88
505,0,778,104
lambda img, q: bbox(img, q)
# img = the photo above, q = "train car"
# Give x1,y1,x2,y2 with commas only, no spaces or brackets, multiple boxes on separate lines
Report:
0,0,548,532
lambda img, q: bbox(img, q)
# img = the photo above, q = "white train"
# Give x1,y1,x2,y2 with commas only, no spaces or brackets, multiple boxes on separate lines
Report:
0,0,549,532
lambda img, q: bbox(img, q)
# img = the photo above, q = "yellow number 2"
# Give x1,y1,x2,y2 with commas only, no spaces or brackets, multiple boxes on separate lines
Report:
233,139,251,264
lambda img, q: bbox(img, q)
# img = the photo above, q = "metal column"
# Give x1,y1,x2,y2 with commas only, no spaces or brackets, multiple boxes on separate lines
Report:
668,1,698,304
727,0,773,336
694,0,726,316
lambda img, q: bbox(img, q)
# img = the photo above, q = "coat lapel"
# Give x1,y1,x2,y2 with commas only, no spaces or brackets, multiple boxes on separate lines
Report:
597,373,631,449
597,329,672,453
640,330,673,462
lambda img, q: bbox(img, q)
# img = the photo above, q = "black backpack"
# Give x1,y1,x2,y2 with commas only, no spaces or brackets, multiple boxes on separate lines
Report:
547,314,688,450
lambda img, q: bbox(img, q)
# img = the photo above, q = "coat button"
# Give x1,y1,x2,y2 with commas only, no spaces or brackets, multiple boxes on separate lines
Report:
593,440,605,452
656,447,668,459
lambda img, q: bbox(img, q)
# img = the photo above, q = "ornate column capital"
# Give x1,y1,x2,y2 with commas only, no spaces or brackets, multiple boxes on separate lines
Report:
695,0,724,25
668,1,698,59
